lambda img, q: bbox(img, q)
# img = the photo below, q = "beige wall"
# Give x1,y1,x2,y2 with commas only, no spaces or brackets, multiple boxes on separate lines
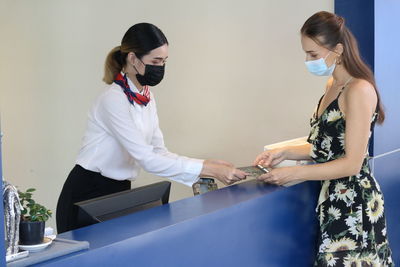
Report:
0,0,333,230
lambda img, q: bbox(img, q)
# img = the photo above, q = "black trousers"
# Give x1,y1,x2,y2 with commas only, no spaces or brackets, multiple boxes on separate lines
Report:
56,165,131,234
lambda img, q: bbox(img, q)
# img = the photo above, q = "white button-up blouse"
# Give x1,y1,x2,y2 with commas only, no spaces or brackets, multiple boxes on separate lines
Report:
76,76,203,186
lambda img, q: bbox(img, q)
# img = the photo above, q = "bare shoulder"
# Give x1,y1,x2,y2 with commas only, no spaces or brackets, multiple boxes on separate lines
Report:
343,79,377,105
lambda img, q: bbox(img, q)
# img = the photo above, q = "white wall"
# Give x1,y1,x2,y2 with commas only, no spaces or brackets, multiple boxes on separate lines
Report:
0,0,333,231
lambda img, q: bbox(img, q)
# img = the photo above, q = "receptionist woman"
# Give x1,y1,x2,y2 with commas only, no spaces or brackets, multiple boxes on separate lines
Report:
56,23,246,233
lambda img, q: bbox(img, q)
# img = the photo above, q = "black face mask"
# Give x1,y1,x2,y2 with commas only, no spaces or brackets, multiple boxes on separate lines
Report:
135,60,165,86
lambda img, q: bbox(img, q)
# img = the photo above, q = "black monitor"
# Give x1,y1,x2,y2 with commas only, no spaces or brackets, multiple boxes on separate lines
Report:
74,181,171,229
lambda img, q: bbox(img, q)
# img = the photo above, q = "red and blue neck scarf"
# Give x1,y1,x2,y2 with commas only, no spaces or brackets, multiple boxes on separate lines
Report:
114,73,150,106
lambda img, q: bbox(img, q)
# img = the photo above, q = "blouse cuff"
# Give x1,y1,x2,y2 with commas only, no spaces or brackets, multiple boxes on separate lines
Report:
171,158,204,187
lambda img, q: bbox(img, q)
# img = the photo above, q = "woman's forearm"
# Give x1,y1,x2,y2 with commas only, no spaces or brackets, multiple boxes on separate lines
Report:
284,144,313,161
296,156,363,181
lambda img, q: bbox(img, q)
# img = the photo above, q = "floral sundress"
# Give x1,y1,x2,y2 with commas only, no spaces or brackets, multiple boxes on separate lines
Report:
307,89,394,266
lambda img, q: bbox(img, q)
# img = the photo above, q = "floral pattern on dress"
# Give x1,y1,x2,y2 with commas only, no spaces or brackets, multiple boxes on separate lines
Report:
307,93,394,266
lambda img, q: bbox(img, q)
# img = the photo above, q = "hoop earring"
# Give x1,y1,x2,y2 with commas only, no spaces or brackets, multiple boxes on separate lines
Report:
337,56,342,65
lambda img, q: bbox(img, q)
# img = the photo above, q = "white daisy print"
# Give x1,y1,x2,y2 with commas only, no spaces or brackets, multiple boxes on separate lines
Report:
334,182,357,206
327,206,341,220
309,125,320,141
319,232,331,252
325,253,339,267
326,109,342,122
321,135,333,151
344,188,357,207
345,214,357,228
362,231,368,248
310,148,317,159
346,205,363,239
360,178,371,188
326,150,335,160
338,132,345,149
343,253,361,267
345,207,362,239
334,182,347,196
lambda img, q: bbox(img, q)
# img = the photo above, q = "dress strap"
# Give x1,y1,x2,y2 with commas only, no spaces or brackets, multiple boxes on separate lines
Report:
315,94,324,119
337,77,353,98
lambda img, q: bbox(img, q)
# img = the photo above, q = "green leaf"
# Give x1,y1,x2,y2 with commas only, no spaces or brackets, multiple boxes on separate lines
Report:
17,187,52,222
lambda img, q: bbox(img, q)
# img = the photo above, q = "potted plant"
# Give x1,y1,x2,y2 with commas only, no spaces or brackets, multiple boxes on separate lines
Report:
18,188,52,245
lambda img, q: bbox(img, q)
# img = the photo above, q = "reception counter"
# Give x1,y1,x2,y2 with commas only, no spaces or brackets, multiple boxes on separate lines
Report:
32,180,320,267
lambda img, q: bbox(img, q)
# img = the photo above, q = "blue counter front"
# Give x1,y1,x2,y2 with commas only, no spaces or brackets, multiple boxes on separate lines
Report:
34,180,320,267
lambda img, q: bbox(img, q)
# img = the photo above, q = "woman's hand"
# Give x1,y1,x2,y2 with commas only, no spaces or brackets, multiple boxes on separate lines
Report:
253,148,287,167
257,166,299,186
201,160,247,186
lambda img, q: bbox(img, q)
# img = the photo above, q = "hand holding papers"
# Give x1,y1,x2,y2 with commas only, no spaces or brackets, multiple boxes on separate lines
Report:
237,165,269,179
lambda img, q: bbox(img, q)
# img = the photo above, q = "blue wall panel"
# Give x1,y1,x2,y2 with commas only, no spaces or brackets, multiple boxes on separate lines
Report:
373,152,400,264
374,0,400,155
335,0,374,71
336,0,400,264
335,0,376,155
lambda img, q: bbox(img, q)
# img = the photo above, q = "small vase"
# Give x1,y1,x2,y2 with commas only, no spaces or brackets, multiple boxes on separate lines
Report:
19,220,45,245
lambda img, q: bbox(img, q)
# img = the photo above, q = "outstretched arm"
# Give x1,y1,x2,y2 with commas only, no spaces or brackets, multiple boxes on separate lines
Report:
258,80,377,185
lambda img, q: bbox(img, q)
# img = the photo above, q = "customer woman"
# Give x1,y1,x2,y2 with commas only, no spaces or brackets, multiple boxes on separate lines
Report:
56,23,246,234
254,12,393,266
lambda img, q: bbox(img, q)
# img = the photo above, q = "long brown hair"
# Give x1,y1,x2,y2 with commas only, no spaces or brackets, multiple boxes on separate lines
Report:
301,11,385,123
103,23,168,84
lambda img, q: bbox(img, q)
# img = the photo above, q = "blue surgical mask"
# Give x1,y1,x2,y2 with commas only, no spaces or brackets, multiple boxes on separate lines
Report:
305,52,336,76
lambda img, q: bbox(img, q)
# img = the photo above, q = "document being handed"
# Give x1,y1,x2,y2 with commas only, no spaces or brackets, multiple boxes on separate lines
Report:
237,165,269,179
